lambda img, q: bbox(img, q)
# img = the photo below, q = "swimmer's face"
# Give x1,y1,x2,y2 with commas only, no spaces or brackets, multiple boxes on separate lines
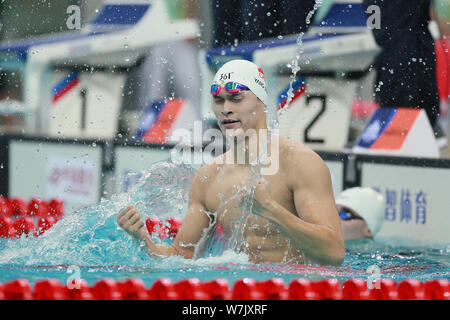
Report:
212,89,266,137
337,205,373,240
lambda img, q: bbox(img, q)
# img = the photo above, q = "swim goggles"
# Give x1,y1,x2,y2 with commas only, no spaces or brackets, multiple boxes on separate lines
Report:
339,208,364,221
211,82,249,96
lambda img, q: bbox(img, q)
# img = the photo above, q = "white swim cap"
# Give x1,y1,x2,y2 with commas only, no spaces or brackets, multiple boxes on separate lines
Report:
212,59,269,106
335,187,385,236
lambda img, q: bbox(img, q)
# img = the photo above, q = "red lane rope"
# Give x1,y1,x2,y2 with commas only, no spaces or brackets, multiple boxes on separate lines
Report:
0,197,64,238
0,278,448,300
145,217,183,239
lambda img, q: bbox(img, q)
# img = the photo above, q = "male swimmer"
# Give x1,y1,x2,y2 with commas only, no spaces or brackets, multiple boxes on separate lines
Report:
336,187,385,240
118,59,345,266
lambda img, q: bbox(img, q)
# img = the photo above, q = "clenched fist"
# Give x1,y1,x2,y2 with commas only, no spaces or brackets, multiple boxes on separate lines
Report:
252,178,276,221
117,206,147,240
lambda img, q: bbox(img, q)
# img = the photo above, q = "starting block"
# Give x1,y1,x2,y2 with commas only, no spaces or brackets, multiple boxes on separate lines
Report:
0,0,199,140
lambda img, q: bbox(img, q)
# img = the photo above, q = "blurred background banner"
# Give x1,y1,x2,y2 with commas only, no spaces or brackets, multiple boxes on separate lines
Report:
7,138,103,213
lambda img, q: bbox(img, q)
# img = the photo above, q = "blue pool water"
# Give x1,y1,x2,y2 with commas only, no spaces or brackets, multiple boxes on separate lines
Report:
0,161,448,287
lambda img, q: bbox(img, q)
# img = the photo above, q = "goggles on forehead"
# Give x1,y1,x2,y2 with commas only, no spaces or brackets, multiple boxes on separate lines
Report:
339,208,364,221
211,82,249,96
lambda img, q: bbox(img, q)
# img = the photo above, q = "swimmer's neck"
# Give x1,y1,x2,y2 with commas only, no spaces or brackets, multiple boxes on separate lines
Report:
226,126,271,166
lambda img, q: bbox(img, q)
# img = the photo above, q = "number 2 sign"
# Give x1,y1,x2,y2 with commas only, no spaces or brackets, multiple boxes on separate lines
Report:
278,77,355,152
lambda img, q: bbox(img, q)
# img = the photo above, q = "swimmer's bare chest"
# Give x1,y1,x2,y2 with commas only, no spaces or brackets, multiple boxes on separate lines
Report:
203,164,304,263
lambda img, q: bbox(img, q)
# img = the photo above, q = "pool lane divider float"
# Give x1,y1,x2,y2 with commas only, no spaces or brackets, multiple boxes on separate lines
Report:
145,217,225,241
145,217,183,239
0,278,448,300
0,197,64,238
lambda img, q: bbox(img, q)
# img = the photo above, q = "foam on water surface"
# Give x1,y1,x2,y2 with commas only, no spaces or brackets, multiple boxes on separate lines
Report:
0,161,195,267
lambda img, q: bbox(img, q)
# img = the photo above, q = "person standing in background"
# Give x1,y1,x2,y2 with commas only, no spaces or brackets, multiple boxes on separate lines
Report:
362,0,441,132
211,0,318,47
126,0,203,124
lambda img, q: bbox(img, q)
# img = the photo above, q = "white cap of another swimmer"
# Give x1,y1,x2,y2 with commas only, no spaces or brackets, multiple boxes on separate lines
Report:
212,59,269,106
335,187,385,236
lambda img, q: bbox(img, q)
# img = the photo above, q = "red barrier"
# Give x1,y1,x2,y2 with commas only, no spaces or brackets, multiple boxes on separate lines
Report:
288,279,317,300
175,278,209,300
148,278,179,300
92,279,122,300
0,217,17,238
166,218,182,238
232,278,265,300
13,217,35,237
0,197,64,219
0,197,64,238
35,216,56,236
0,197,13,217
397,279,424,300
9,198,27,216
312,279,342,300
435,39,449,102
342,279,369,300
145,217,161,237
203,279,232,300
34,279,67,300
0,278,448,300
424,279,449,300
118,279,148,300
49,199,64,218
65,280,94,300
3,279,33,300
368,279,398,300
259,278,288,300
28,198,48,217
145,217,183,239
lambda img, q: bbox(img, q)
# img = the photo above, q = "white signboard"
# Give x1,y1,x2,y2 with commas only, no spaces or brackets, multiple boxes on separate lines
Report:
361,162,450,244
48,71,125,140
46,156,97,203
9,140,103,213
325,160,344,196
278,77,355,152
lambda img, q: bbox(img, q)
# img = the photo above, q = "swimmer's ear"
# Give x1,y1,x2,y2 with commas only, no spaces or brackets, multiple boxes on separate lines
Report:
257,98,266,109
365,227,374,239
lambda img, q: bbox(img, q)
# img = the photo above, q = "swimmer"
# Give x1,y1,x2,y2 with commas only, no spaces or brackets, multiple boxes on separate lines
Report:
117,59,345,266
335,187,385,240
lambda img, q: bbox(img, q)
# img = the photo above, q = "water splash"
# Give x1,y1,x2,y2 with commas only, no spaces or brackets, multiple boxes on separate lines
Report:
281,0,323,117
0,161,195,267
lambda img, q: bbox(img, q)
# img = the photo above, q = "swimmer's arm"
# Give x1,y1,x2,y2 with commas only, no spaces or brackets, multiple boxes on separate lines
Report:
260,151,345,266
142,169,211,260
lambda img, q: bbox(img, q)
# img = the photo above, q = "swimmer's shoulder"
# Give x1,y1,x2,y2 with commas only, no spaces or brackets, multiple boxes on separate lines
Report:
278,136,330,179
